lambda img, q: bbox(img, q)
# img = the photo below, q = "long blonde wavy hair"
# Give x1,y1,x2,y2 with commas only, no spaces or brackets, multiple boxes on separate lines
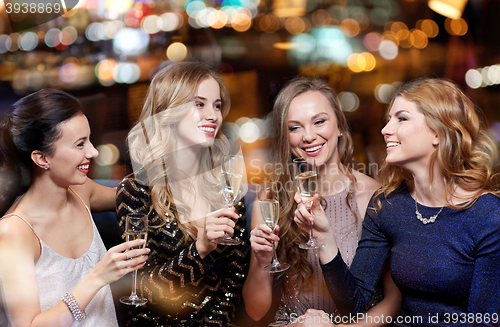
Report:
374,77,499,210
127,62,230,243
271,77,356,293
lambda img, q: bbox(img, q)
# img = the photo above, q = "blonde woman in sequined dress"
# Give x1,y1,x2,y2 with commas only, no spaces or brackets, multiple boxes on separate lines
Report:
116,62,250,326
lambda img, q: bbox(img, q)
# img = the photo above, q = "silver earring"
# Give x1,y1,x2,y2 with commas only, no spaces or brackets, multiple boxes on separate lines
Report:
44,166,49,170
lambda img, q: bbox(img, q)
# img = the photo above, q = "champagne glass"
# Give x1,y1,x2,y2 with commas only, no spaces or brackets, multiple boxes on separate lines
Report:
257,183,289,273
216,155,244,245
293,158,325,250
119,213,148,306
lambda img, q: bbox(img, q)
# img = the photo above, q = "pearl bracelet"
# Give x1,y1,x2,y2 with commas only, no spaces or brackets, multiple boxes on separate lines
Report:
62,292,86,321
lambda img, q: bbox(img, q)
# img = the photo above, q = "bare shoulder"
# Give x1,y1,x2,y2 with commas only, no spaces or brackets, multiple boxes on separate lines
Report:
70,178,93,201
353,170,380,197
0,214,39,255
352,171,381,217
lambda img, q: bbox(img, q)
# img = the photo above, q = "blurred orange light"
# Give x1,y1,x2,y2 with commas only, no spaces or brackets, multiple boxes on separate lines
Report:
381,31,399,46
96,59,117,82
285,17,305,34
347,54,363,73
259,14,280,33
420,19,439,38
361,52,376,71
273,42,298,50
311,9,330,26
445,18,467,36
340,18,360,37
412,29,428,49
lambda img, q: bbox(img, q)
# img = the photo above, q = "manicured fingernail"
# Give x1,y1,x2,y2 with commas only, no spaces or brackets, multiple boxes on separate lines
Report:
140,239,146,243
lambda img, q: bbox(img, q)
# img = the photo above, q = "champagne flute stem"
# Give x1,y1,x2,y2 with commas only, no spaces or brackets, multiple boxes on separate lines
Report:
131,270,138,298
271,240,279,266
308,223,314,240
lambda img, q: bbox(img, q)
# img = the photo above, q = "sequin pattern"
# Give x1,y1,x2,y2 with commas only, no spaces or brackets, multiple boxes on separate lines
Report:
116,172,250,327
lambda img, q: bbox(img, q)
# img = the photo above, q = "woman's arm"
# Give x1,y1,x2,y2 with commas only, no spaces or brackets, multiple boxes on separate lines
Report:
0,216,147,327
343,262,401,326
467,208,500,318
294,194,390,316
242,195,277,321
72,178,116,212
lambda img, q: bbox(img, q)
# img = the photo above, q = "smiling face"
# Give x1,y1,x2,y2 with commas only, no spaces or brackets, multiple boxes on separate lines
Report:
46,113,99,186
177,76,223,150
381,96,439,172
287,91,341,167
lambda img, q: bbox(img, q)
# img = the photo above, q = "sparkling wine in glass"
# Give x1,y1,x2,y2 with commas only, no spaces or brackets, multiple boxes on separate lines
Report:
293,158,325,250
120,213,148,306
257,183,289,273
217,155,244,245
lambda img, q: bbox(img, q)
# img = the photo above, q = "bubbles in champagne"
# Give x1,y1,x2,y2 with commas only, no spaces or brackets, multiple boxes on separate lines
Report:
296,171,317,204
259,199,279,228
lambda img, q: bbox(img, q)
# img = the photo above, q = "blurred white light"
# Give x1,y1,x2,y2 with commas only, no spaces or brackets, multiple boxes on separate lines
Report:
186,0,205,16
85,22,101,41
490,65,500,84
95,143,120,166
8,33,20,51
60,63,80,83
19,32,38,51
141,15,162,34
0,35,12,54
161,13,180,31
339,92,359,112
465,69,482,89
312,27,352,63
374,84,396,104
235,116,250,126
239,121,260,143
222,6,239,24
379,40,398,60
45,28,61,48
290,33,316,60
104,20,123,40
114,62,140,84
196,8,216,28
113,28,149,56
481,67,492,86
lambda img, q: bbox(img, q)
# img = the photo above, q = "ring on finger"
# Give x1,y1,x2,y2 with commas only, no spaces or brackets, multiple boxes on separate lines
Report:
125,252,129,260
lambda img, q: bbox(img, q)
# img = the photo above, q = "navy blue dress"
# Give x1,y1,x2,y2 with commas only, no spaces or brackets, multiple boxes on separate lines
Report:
321,182,500,326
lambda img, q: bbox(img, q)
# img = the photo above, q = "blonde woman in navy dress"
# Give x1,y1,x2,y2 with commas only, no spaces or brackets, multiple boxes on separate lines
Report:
295,78,500,326
0,89,149,326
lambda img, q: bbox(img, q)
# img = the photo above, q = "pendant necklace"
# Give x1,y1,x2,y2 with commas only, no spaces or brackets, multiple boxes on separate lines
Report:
414,191,444,224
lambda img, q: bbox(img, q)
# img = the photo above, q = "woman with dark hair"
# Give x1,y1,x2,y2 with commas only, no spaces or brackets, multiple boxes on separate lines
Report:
243,77,401,326
295,78,500,326
116,62,250,326
0,89,149,327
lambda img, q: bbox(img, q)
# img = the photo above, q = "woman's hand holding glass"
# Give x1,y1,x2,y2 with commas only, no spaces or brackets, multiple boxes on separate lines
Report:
89,239,149,287
218,155,244,245
249,224,281,267
196,207,240,257
293,193,335,248
293,158,325,249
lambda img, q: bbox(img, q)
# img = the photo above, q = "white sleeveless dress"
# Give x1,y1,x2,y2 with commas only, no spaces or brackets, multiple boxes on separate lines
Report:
0,188,119,327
